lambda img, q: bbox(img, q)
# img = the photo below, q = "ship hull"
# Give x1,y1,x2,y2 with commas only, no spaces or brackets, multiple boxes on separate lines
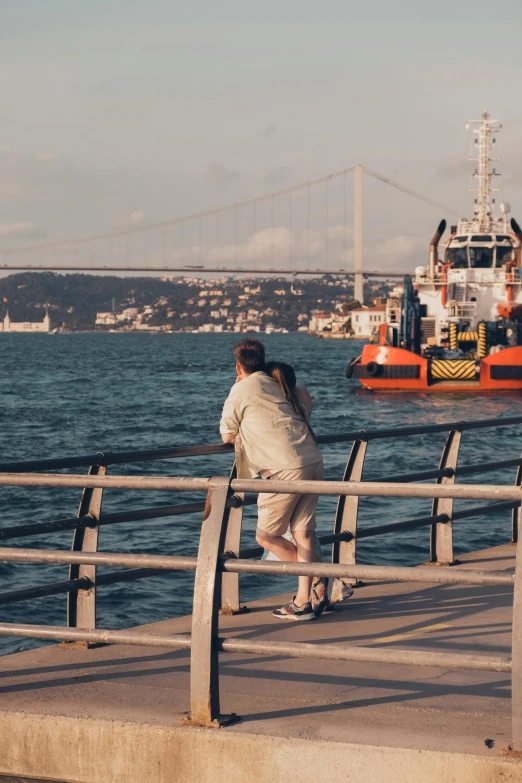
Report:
350,345,522,392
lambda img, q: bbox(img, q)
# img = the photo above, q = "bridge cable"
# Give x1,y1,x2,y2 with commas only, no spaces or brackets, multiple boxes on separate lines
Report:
0,166,356,257
363,167,460,218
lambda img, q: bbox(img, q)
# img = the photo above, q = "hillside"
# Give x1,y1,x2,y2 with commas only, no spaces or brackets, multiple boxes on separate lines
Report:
0,272,392,332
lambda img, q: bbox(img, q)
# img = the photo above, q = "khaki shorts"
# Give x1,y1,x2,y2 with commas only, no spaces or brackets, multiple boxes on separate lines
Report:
257,461,324,538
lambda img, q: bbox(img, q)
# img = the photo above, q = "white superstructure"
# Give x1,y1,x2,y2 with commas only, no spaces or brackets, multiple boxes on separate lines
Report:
410,111,522,350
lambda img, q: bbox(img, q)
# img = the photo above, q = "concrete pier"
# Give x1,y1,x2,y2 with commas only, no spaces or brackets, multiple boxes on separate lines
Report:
0,544,520,782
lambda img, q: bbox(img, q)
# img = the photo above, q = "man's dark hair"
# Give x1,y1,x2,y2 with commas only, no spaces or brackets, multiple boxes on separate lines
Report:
234,339,266,374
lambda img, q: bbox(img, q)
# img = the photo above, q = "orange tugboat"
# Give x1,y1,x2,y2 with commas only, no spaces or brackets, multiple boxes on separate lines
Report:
347,112,522,391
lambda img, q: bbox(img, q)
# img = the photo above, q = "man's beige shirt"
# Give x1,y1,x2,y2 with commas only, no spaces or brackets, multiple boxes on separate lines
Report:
219,371,322,478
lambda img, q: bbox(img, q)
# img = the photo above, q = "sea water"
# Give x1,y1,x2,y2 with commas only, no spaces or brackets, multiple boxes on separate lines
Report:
0,332,521,655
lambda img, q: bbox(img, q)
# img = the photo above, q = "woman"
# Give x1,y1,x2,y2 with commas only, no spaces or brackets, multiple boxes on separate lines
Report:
265,361,353,616
265,361,315,436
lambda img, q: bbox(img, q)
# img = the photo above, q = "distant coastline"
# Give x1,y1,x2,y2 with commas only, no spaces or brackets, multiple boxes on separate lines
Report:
0,271,393,334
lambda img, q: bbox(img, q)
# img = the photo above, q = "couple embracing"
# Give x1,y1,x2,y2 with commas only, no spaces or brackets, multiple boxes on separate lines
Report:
219,338,337,620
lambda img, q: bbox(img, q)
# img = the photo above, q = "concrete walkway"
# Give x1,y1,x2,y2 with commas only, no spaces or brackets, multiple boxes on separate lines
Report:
0,544,521,782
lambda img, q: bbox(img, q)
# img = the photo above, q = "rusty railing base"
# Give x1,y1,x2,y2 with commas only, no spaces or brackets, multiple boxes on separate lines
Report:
501,746,522,756
423,559,461,568
219,605,249,616
59,640,106,650
181,712,241,728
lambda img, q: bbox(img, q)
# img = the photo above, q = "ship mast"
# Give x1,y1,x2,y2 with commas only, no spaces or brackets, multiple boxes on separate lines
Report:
467,111,502,232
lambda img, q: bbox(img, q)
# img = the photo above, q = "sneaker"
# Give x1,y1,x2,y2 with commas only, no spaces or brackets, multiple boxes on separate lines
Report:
311,577,330,617
272,598,315,621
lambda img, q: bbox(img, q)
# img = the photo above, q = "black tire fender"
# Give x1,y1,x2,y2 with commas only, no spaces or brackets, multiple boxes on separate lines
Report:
366,361,382,378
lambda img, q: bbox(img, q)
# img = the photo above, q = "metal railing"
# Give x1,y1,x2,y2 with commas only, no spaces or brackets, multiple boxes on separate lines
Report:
0,416,522,744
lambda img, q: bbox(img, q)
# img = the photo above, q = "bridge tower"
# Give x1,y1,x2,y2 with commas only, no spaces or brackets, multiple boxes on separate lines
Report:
354,164,364,304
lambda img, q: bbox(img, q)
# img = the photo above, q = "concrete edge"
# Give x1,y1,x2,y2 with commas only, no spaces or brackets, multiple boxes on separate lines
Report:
0,710,521,783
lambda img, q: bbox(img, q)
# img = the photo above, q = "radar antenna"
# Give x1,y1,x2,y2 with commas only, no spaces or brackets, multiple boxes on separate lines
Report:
466,110,502,232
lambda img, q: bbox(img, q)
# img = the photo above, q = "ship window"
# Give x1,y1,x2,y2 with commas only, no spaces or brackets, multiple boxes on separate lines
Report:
496,246,514,265
471,235,493,242
454,236,468,242
496,235,512,242
447,247,468,268
469,247,494,268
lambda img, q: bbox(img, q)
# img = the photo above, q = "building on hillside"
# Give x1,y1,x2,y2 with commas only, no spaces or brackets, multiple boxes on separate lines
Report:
95,312,118,327
1,310,51,333
309,310,351,337
351,305,386,339
309,311,333,333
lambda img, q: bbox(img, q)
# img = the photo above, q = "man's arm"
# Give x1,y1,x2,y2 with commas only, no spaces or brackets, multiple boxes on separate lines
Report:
219,387,241,444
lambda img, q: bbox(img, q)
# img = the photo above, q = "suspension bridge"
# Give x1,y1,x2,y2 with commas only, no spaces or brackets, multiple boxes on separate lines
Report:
0,165,459,303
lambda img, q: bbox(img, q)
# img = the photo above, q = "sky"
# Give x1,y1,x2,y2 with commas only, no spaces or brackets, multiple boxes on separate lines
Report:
1,0,522,272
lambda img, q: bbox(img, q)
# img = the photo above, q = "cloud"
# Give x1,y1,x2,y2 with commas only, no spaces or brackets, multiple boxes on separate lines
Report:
264,165,294,187
159,224,427,274
37,153,53,161
363,234,427,271
166,224,351,267
120,210,146,226
259,124,278,140
205,164,240,184
437,156,471,179
0,221,47,239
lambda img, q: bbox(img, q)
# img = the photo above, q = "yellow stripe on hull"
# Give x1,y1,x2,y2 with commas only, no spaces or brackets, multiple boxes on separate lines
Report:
431,360,476,380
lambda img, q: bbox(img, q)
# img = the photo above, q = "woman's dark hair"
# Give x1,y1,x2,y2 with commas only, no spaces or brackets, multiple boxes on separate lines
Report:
234,339,266,374
266,361,317,442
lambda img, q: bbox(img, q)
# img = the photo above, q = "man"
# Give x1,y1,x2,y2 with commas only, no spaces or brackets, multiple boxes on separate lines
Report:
220,339,324,620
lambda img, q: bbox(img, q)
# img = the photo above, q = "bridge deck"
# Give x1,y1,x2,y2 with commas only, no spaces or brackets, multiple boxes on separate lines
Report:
0,544,519,783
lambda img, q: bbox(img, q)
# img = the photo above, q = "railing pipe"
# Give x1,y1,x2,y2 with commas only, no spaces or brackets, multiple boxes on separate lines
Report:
219,637,511,673
0,578,92,605
0,474,212,491
0,622,191,649
0,546,512,586
0,623,508,674
0,547,198,570
457,458,522,477
230,479,522,502
223,559,514,586
358,513,449,540
187,477,234,727
67,465,105,633
513,455,522,544
3,473,522,501
511,504,522,750
0,498,253,542
452,500,521,521
332,438,367,566
358,502,521,541
1,415,521,473
220,465,246,614
0,568,179,605
430,429,461,565
367,468,452,484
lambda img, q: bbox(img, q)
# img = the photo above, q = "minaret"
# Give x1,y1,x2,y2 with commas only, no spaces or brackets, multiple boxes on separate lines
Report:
467,111,501,233
43,307,51,332
3,310,10,332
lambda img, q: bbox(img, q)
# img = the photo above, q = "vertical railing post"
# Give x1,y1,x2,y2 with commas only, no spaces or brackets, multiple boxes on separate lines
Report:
429,428,462,566
508,526,522,753
220,462,247,614
184,476,239,727
512,455,522,544
66,462,105,638
332,435,368,565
